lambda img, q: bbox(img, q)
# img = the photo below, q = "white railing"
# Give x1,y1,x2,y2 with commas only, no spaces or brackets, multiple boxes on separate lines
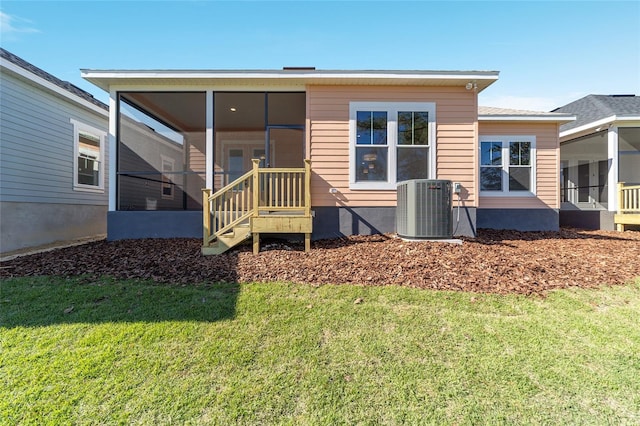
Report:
615,182,640,231
618,182,640,214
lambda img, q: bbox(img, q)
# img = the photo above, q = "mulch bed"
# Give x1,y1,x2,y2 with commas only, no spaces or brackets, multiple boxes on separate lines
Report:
2,228,639,295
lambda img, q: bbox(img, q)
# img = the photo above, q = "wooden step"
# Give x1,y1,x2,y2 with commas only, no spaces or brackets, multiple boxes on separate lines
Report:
202,224,251,255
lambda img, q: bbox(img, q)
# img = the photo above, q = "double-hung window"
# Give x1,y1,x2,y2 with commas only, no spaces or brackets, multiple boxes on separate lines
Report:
480,135,536,195
71,118,106,192
350,102,436,190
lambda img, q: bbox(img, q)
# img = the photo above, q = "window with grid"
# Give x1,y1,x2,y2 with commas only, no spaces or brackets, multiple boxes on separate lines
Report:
350,102,435,190
480,136,535,195
71,118,105,192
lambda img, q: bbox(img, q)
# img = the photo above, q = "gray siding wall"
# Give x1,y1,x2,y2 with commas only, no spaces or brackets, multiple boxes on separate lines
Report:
118,118,186,211
0,70,108,205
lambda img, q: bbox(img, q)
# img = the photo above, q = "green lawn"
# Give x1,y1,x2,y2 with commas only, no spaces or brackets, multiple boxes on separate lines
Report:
2,276,639,425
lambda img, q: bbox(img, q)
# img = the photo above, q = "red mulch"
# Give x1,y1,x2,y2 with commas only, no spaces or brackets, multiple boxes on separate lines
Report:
1,228,639,295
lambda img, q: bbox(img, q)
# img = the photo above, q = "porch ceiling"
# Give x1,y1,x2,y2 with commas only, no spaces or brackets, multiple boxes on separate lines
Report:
561,131,607,158
121,91,306,133
123,92,205,132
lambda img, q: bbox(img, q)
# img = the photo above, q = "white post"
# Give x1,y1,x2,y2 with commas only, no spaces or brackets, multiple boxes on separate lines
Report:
607,125,619,212
205,90,214,190
108,89,118,212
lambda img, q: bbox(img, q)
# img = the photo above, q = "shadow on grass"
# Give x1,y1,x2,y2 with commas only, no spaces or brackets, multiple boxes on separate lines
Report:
0,276,240,328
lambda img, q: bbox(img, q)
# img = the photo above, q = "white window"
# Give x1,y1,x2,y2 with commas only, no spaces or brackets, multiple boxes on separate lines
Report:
71,119,105,192
161,155,175,199
349,102,436,190
479,135,536,196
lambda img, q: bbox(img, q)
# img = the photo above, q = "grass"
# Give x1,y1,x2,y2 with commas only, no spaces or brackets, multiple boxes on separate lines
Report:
1,276,640,425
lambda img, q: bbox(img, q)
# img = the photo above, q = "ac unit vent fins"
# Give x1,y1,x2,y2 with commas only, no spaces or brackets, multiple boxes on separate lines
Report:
396,179,453,239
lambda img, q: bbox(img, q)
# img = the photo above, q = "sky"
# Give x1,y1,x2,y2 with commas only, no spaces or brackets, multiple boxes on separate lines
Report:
1,0,639,111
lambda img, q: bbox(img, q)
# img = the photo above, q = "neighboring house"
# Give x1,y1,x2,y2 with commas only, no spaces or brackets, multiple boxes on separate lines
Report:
80,68,574,251
553,95,640,230
0,49,109,254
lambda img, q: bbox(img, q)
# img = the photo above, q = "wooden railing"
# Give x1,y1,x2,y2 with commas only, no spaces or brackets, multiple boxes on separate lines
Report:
618,182,640,213
256,164,311,214
202,168,254,247
203,159,312,249
615,182,640,231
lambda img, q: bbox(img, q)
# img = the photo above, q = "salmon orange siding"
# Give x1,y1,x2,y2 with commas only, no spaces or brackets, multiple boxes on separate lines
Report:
478,122,560,209
307,85,477,208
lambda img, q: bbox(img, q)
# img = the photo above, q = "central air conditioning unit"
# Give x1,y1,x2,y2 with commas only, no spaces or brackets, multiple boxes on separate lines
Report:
397,179,453,239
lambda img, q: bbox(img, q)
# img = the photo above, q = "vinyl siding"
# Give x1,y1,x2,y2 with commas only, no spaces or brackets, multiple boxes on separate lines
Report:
478,122,560,209
0,70,108,205
307,85,477,207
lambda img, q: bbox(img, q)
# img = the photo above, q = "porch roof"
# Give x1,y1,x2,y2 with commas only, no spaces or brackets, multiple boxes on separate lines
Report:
80,68,500,93
553,94,640,132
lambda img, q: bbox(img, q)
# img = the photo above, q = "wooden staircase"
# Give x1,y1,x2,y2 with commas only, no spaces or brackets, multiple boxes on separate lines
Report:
204,222,251,255
202,159,312,255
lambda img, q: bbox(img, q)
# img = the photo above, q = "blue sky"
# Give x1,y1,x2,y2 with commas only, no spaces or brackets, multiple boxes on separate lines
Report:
2,1,639,111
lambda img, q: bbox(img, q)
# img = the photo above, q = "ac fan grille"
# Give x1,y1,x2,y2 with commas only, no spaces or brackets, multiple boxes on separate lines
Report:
396,179,452,238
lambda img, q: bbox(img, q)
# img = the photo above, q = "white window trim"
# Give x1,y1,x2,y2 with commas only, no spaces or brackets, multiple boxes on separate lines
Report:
70,118,106,193
479,135,536,197
161,154,175,200
349,102,436,190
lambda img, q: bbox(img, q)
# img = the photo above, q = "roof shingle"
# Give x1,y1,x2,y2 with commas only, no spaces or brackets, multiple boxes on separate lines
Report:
552,94,640,132
0,48,107,111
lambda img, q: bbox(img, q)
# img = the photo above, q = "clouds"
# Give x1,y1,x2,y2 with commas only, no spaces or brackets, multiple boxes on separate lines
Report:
1,11,39,38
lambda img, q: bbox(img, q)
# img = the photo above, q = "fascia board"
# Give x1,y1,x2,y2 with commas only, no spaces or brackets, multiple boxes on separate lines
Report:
479,114,576,123
560,115,640,140
81,69,500,92
2,58,108,117
81,69,499,79
103,82,308,93
614,115,640,123
559,115,617,138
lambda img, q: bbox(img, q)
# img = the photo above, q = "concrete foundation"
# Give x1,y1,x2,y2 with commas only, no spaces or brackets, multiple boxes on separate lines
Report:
0,201,107,254
476,208,559,231
312,206,477,239
107,211,203,240
105,206,564,242
559,210,615,230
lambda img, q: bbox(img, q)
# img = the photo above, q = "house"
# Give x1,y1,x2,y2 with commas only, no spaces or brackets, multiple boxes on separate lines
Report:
0,49,109,255
80,68,574,253
553,95,640,230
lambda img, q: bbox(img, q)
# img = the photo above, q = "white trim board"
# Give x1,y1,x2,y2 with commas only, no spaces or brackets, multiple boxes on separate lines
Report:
560,115,640,139
1,58,108,117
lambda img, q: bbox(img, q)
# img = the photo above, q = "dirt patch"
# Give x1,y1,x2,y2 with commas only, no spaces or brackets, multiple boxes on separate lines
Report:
1,229,639,295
